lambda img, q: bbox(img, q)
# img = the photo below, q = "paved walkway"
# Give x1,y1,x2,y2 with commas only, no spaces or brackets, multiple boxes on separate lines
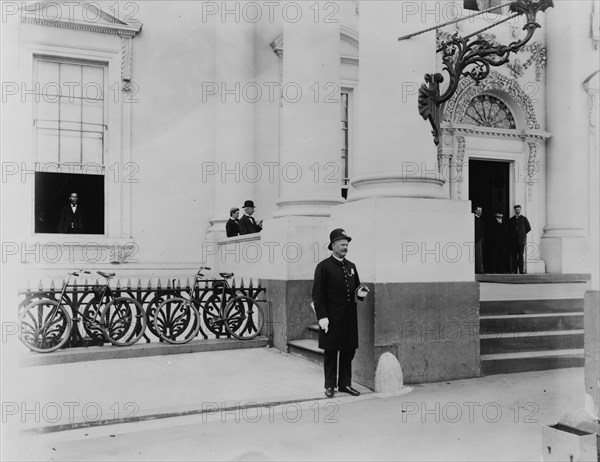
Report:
1,346,586,461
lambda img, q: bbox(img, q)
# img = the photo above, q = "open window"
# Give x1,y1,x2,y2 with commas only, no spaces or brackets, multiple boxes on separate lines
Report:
33,57,107,235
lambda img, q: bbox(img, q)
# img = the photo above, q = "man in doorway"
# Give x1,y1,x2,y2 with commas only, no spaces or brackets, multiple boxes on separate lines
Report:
226,207,240,237
312,228,369,398
58,192,84,234
239,200,263,235
474,206,485,274
508,205,531,274
490,211,507,273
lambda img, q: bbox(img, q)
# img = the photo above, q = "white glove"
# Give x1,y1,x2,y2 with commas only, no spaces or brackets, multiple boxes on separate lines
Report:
318,317,329,333
356,285,369,299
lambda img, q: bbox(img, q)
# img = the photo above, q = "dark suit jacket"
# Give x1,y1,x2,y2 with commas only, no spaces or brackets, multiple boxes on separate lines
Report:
226,219,240,237
58,205,84,233
508,215,531,245
491,220,507,248
474,215,485,243
312,256,364,351
239,214,262,235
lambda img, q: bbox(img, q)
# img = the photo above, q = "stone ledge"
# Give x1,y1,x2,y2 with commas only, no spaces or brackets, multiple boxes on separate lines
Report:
20,337,269,367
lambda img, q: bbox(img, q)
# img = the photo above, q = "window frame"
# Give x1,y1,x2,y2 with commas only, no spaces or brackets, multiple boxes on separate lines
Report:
21,40,132,245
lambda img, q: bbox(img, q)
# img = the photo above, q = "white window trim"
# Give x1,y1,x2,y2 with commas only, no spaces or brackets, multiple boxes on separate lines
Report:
21,41,133,244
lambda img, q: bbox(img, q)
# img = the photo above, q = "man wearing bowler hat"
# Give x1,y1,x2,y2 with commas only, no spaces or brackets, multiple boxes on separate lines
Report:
312,228,369,398
239,200,263,235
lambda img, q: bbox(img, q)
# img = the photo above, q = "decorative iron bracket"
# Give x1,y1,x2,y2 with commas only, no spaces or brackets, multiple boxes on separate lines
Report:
415,0,553,145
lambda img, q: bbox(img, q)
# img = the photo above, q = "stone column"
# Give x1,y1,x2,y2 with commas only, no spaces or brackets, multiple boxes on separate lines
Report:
259,5,345,355
207,19,255,239
347,1,445,201
542,2,594,273
273,6,344,217
327,1,478,387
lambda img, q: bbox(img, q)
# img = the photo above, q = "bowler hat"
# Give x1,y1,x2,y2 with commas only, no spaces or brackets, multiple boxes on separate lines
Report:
243,200,256,208
328,228,351,250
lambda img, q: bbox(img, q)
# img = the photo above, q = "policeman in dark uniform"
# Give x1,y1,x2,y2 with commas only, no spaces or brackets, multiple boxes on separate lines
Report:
312,228,368,398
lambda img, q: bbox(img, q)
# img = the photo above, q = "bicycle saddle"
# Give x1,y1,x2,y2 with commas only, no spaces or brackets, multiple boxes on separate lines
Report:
97,271,116,278
219,272,234,279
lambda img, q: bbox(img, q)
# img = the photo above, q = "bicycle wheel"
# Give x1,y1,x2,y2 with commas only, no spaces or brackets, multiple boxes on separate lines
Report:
100,297,147,346
203,293,233,336
153,297,201,344
224,296,265,340
18,300,73,353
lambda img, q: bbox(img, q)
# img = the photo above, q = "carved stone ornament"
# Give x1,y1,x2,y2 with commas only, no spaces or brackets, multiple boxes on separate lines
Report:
526,141,540,200
455,135,466,200
21,1,142,90
508,42,547,82
444,71,540,130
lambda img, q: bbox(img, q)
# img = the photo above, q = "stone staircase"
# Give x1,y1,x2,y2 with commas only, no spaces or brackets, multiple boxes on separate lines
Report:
288,275,590,376
288,324,324,365
479,275,588,375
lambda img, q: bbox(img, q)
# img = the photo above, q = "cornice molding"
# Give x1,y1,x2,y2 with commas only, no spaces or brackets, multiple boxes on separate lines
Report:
441,123,550,141
21,1,142,37
22,1,142,90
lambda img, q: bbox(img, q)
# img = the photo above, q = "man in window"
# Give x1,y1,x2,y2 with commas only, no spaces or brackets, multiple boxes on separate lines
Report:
58,192,84,234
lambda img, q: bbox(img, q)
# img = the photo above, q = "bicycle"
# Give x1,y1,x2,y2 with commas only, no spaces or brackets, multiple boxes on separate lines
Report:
152,266,265,344
19,270,147,353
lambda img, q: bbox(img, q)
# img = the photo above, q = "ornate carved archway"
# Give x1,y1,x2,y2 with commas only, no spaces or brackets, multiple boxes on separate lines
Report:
443,71,539,130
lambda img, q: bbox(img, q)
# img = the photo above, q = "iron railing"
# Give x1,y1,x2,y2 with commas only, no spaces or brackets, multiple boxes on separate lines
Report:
18,277,267,348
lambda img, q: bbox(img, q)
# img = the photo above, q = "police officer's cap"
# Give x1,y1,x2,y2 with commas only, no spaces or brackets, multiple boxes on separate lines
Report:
328,228,352,250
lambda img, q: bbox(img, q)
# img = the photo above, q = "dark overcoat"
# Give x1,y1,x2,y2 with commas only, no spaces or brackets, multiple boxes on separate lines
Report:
239,214,261,234
312,255,361,351
226,218,240,237
508,215,531,245
474,215,485,243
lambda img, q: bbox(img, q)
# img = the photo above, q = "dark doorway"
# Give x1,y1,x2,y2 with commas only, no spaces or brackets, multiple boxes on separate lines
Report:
469,159,510,273
35,172,105,234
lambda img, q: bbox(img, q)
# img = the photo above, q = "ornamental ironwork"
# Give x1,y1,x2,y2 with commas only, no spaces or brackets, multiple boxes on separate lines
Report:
18,277,266,348
400,0,554,145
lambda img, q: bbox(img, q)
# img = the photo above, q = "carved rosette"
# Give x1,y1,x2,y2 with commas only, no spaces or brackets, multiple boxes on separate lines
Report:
455,135,466,200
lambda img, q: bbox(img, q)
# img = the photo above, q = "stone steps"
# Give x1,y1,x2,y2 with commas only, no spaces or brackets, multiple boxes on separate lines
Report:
287,281,588,378
480,312,583,334
480,281,586,375
287,338,323,365
480,298,584,315
480,329,584,355
481,349,584,375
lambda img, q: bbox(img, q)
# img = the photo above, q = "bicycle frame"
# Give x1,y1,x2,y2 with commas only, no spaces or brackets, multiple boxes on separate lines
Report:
41,272,118,338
